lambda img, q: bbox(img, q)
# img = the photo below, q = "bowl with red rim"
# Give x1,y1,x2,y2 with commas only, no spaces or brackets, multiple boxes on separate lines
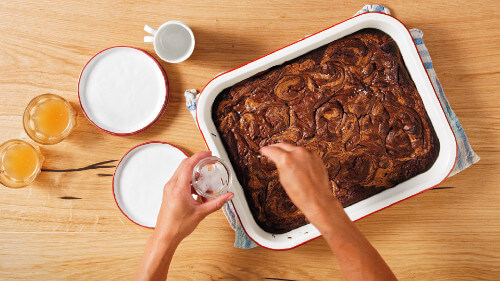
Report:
196,12,458,250
78,46,169,135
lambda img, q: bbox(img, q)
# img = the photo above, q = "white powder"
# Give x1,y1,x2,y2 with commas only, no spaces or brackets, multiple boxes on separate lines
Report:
194,162,229,195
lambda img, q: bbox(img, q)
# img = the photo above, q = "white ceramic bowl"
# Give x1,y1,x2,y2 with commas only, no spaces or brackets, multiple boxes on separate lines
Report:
196,12,457,250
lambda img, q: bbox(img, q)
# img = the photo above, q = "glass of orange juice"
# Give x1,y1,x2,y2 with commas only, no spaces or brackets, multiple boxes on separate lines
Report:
0,139,44,188
23,94,76,145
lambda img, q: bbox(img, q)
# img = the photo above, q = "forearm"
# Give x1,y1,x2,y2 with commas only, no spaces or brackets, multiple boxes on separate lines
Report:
315,206,397,281
260,144,395,280
134,231,181,281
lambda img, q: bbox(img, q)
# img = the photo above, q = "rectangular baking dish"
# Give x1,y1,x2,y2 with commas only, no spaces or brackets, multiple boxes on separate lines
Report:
196,12,457,250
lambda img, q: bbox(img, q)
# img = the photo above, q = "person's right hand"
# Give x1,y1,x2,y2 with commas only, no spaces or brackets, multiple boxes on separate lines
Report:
262,143,398,281
260,143,347,233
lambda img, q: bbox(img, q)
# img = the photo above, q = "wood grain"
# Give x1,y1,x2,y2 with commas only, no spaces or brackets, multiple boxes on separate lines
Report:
1,0,499,280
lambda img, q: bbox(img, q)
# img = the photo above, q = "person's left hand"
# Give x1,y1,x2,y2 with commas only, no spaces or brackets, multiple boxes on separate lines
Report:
153,151,234,243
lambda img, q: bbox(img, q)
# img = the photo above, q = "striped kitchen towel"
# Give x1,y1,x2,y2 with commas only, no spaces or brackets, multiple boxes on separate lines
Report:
184,4,479,249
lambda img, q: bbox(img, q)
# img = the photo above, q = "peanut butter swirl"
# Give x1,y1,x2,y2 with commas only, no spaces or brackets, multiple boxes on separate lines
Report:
213,29,439,233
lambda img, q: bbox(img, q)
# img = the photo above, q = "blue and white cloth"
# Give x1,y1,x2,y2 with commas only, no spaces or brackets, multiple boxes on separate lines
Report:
185,4,479,249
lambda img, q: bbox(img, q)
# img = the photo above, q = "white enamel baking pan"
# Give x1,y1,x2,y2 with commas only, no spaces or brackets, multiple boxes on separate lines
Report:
196,12,457,250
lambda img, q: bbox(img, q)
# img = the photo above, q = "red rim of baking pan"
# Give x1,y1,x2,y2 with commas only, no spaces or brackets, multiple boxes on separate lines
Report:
195,11,459,251
112,141,189,229
78,46,170,136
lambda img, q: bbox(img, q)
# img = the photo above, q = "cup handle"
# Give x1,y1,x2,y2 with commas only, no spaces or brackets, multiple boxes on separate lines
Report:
144,25,157,35
144,36,154,43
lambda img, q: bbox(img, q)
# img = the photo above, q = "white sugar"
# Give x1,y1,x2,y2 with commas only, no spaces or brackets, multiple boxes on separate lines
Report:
195,162,229,195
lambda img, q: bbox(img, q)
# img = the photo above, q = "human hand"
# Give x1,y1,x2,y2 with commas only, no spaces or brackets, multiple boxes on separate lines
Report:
260,143,346,232
261,143,397,281
153,151,234,244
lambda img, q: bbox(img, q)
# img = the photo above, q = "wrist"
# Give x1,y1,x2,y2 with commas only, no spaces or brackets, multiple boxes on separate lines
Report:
152,226,183,247
308,199,352,239
149,231,181,258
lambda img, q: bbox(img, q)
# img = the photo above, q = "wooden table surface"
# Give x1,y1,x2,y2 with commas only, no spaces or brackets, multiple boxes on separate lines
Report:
1,0,499,280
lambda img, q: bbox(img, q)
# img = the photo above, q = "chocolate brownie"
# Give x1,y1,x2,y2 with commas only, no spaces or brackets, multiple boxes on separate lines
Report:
212,29,440,233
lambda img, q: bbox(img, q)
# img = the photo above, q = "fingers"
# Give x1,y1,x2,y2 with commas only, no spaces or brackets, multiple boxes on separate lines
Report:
267,142,298,152
260,145,290,167
176,151,213,188
165,159,185,188
197,192,234,216
185,151,213,170
261,143,307,167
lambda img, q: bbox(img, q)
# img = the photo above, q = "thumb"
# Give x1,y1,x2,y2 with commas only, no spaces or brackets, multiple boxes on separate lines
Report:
197,192,234,216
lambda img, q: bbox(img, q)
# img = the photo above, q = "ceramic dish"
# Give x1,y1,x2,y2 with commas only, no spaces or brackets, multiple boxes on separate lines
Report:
79,46,169,135
113,142,187,228
196,12,457,250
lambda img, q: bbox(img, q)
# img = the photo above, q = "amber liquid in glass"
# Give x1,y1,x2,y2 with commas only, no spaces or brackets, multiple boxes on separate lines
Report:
24,94,76,145
33,99,71,137
0,140,44,188
2,143,38,180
